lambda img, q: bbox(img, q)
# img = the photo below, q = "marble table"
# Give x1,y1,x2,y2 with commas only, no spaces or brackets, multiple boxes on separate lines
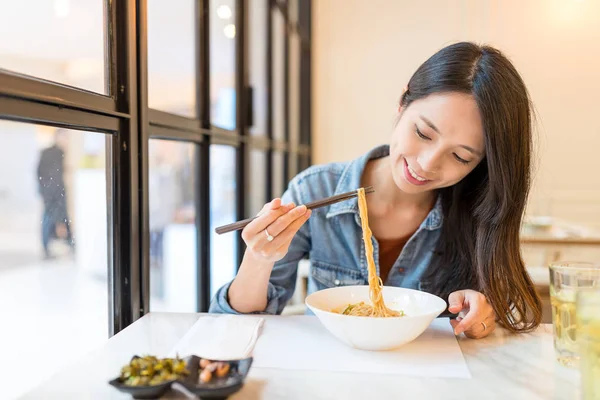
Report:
23,313,581,400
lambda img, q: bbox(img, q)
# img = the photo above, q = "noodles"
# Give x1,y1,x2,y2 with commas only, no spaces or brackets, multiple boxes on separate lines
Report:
334,188,404,318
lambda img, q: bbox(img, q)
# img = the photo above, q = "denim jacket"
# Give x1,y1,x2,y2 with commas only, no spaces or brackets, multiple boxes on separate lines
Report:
209,145,444,315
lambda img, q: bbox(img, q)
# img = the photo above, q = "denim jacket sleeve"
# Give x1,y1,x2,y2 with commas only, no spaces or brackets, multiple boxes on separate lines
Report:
209,175,311,315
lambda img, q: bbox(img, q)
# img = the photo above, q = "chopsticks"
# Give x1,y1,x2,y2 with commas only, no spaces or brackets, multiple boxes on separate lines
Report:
215,186,375,235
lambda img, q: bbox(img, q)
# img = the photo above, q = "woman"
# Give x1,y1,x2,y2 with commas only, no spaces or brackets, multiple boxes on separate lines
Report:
210,42,543,339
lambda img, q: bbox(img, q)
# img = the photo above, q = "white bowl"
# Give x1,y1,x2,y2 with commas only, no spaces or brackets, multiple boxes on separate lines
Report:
305,285,447,351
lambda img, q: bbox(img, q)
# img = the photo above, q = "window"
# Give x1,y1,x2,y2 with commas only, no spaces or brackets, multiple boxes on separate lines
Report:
248,0,268,136
272,8,286,141
299,154,310,174
210,145,237,296
0,0,108,94
288,151,298,181
0,2,312,396
248,149,268,215
148,0,197,117
149,140,197,312
272,150,286,197
289,0,299,24
210,0,237,130
0,122,111,398
289,32,301,147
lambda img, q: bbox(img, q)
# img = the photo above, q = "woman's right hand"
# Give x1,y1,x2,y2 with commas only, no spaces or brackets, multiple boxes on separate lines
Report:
241,198,312,263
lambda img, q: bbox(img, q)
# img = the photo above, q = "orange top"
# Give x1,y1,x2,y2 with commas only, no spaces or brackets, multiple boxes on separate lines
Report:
377,235,411,283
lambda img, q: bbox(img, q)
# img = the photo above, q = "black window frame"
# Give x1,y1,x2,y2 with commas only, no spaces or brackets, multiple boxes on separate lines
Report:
0,0,312,335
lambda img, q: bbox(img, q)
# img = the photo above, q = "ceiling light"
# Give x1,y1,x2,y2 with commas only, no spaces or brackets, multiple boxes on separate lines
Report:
224,24,236,39
54,0,70,18
217,5,232,19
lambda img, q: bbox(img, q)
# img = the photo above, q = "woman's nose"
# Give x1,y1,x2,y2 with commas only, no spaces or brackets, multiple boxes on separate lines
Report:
417,149,443,174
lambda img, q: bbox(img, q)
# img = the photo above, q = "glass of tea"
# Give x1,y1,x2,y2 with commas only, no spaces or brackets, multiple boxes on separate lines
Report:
549,261,600,367
576,288,600,400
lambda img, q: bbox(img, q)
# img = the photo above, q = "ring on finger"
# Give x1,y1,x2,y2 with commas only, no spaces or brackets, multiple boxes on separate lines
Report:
481,321,487,331
265,228,274,242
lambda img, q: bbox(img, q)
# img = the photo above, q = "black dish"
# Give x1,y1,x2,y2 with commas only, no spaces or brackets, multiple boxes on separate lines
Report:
108,355,253,399
108,376,173,399
180,356,253,399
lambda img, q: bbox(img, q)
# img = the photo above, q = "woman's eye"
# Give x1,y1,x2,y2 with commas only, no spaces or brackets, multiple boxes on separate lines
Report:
415,126,431,140
453,154,471,165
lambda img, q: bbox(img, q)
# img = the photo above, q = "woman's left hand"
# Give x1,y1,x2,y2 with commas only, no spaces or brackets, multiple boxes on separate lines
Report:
448,289,496,339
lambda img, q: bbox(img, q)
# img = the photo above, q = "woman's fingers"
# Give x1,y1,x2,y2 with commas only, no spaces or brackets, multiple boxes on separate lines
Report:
463,315,496,339
253,207,310,257
448,289,495,339
263,205,308,237
453,301,483,335
242,199,292,245
241,199,312,262
256,198,284,217
259,210,312,257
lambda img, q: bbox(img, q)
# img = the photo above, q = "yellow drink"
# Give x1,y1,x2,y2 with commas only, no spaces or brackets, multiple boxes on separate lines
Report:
549,262,600,368
577,290,600,400
550,293,578,365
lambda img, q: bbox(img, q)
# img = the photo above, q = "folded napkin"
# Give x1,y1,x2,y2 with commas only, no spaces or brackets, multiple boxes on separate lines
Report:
169,315,265,360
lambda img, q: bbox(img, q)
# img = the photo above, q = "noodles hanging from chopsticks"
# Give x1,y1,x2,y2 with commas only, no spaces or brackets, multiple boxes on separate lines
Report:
335,187,403,318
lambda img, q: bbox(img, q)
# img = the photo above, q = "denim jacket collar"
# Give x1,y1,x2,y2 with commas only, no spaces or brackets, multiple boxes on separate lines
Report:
325,145,443,231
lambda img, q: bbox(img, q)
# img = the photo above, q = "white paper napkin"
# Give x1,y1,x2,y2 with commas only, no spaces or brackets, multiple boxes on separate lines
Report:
169,314,265,360
252,316,471,379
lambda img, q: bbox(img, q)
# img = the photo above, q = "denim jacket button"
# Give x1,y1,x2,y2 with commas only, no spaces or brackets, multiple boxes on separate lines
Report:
334,279,341,286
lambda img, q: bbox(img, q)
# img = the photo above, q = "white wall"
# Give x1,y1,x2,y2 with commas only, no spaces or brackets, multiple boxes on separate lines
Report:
313,0,600,228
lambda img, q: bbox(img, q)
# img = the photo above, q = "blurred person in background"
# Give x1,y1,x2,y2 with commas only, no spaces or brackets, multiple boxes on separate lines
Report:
37,129,75,259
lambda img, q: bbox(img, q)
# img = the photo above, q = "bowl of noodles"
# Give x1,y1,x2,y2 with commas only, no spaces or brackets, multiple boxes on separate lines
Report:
304,187,446,351
305,285,447,351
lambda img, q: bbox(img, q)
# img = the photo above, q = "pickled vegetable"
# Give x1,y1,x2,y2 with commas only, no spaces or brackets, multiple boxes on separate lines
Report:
119,355,189,386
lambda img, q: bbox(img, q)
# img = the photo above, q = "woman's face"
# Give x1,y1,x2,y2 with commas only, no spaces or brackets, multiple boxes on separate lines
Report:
389,92,485,194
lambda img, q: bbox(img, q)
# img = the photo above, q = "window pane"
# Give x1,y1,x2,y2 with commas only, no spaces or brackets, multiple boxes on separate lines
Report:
248,149,267,215
288,152,298,181
148,0,196,117
0,122,111,398
149,140,197,312
210,0,237,130
289,0,298,24
0,1,107,94
289,32,301,146
210,145,237,297
300,44,311,146
272,150,285,197
272,9,286,141
299,155,310,173
248,0,268,136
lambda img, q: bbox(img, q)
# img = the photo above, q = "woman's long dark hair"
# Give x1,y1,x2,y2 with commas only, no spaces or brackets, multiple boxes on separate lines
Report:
403,42,542,332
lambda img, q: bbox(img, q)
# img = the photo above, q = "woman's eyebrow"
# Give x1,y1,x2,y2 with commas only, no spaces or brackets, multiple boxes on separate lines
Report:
420,115,483,157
